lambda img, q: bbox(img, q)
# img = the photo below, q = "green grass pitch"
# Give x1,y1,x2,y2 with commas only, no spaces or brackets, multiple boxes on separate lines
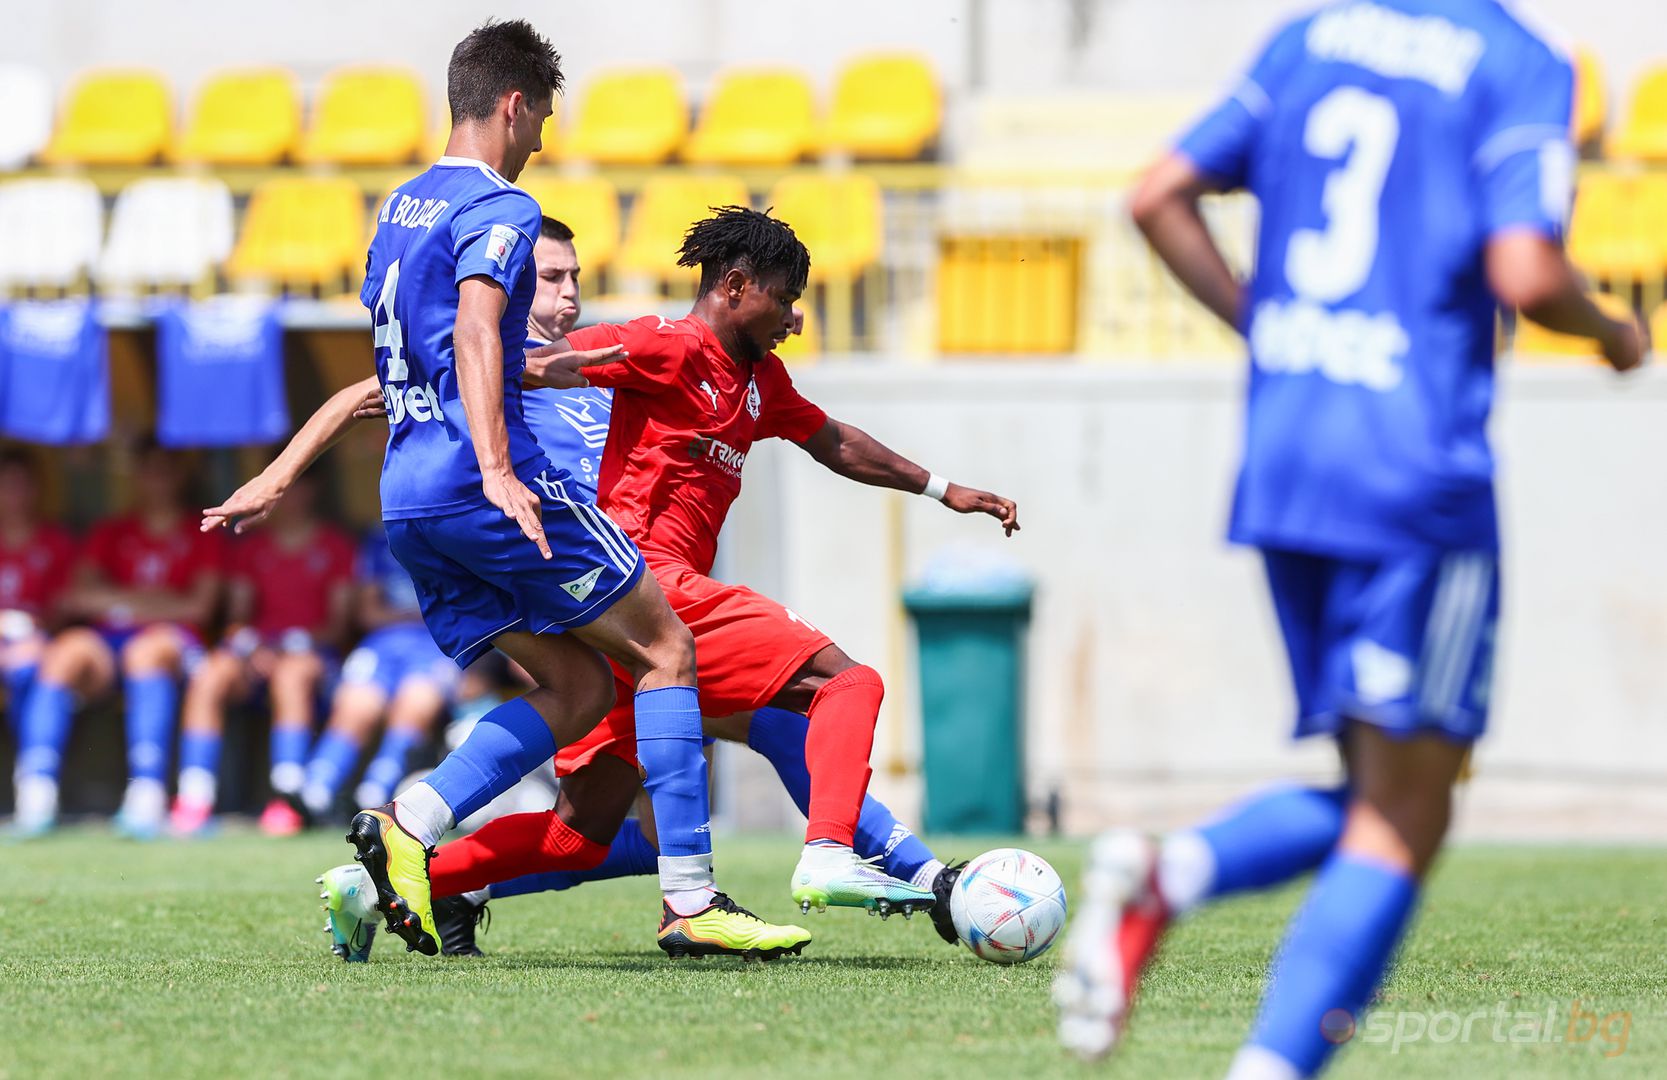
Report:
0,831,1661,1079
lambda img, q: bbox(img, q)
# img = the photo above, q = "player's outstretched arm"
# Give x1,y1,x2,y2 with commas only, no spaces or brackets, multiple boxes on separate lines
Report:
801,418,1020,536
1130,153,1245,331
202,375,380,534
1487,230,1646,373
457,276,551,559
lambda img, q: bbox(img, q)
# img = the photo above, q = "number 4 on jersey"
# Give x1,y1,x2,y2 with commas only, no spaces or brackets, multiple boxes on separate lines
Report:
374,258,408,381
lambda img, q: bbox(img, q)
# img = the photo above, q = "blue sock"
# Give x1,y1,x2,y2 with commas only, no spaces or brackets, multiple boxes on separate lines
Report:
1197,784,1348,898
5,662,37,740
17,681,72,779
747,705,934,878
269,724,312,788
634,685,709,861
489,818,660,899
124,673,178,782
1249,854,1419,1076
178,731,221,780
359,727,423,804
423,696,555,824
303,730,365,808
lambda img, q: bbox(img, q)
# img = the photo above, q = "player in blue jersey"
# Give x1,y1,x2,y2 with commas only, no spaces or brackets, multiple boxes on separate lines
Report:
209,19,807,960
300,215,964,956
1052,3,1645,1075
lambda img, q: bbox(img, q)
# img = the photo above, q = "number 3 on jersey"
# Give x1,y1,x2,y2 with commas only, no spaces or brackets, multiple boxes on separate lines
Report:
373,258,408,381
1285,87,1400,304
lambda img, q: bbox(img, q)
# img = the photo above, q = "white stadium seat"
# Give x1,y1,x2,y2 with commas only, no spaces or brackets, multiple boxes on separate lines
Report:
0,65,54,169
97,176,235,291
0,178,104,289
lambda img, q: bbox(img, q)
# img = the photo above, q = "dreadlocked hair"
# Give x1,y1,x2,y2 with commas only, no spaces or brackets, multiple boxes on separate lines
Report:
677,206,811,297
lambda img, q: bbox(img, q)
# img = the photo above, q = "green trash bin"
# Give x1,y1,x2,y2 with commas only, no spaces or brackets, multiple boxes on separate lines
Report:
904,577,1033,834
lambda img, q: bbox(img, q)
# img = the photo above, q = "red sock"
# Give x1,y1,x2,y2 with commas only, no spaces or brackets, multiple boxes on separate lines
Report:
429,809,609,897
802,665,883,846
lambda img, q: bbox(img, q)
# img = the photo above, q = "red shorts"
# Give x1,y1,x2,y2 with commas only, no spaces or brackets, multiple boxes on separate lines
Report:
555,559,832,776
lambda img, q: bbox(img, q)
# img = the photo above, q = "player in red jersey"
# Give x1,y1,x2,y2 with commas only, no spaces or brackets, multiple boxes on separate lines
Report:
0,448,76,760
480,206,1022,911
169,472,356,836
12,441,225,837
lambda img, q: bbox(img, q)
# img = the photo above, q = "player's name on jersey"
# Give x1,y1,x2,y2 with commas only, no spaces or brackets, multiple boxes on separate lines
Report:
1248,298,1410,393
378,194,451,231
1305,1,1484,97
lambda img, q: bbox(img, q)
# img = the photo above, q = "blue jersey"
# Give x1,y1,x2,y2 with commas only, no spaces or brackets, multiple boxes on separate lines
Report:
362,156,555,520
520,334,614,502
1179,0,1573,557
355,528,422,621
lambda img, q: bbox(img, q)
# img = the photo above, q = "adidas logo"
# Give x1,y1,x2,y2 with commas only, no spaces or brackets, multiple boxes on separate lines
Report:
560,566,604,602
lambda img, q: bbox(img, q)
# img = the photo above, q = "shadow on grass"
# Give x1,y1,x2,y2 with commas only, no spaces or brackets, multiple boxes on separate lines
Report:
475,950,939,974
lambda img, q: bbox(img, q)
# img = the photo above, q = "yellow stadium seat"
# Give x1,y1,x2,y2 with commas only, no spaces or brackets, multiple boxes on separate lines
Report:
823,53,941,160
175,68,299,166
683,69,816,166
1511,291,1634,359
617,174,751,280
938,235,1082,354
299,67,425,166
1567,171,1667,280
1572,49,1607,151
565,68,687,165
43,69,171,165
517,175,622,272
1609,65,1667,161
767,173,882,280
1652,302,1667,361
229,176,367,292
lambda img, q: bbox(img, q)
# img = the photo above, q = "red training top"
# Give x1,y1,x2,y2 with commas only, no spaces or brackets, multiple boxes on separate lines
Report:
233,525,357,639
81,514,227,632
570,314,827,575
0,524,76,617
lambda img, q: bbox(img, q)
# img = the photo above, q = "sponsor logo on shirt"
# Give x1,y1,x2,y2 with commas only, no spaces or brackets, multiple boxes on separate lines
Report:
686,435,747,478
486,224,520,271
1249,298,1408,391
383,381,448,424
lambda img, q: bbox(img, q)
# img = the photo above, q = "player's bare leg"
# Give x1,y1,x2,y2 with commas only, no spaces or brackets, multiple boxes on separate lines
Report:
172,649,248,835
772,644,934,917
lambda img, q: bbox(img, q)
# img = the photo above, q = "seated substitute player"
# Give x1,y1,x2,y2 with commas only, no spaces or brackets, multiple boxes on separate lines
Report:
507,204,1021,917
15,440,225,838
206,19,809,959
282,526,459,832
0,448,76,781
1051,3,1646,1075
317,216,969,956
168,471,357,837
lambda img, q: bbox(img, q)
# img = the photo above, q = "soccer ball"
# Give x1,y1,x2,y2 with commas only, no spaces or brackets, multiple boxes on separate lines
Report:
949,847,1067,964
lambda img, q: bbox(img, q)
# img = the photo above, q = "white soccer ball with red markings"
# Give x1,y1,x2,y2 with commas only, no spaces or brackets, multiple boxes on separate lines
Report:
949,847,1067,964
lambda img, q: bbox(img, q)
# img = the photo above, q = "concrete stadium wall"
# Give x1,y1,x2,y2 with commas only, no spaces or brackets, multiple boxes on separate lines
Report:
715,360,1667,841
5,1,1657,118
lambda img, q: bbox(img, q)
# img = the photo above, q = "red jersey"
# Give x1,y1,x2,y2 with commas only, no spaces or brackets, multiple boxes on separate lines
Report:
571,314,827,574
82,514,227,628
233,525,357,639
0,524,76,617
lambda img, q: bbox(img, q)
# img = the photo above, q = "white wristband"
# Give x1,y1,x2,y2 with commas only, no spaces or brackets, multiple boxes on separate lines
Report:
922,473,950,501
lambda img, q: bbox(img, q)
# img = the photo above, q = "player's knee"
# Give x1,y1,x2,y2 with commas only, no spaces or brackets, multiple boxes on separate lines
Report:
648,623,697,685
39,629,101,682
121,627,179,674
811,663,885,708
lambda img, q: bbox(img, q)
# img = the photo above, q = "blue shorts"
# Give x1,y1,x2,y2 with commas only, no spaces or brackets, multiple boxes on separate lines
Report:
385,473,644,667
97,622,206,674
340,624,458,700
1261,547,1499,744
